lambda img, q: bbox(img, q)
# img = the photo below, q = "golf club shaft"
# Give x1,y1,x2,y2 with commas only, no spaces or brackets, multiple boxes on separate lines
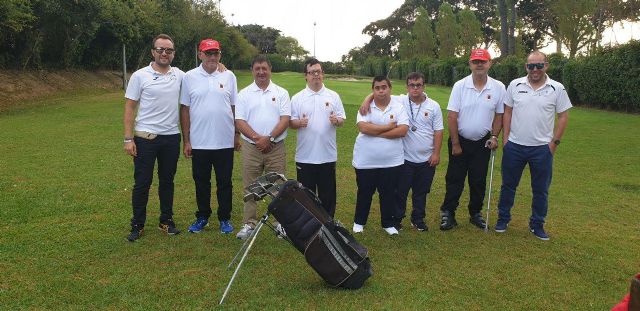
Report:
485,150,496,231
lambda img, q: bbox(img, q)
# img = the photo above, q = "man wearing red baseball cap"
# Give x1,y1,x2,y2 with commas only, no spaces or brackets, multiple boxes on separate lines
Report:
439,48,507,231
180,38,240,235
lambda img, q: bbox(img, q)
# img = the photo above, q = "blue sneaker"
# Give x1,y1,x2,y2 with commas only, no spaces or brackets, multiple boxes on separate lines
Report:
494,219,509,233
220,220,234,234
530,226,550,241
188,218,208,233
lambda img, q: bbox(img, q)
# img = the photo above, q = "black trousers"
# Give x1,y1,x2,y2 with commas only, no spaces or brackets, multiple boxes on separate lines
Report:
440,133,491,216
131,134,180,227
397,160,436,224
296,162,337,217
191,148,234,221
354,165,401,228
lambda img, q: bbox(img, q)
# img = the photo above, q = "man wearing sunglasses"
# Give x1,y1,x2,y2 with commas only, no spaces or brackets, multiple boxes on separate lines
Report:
123,34,185,241
179,39,239,235
495,51,572,241
439,49,506,232
289,58,346,218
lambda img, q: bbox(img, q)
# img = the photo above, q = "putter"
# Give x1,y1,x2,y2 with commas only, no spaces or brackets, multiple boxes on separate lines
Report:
484,140,497,232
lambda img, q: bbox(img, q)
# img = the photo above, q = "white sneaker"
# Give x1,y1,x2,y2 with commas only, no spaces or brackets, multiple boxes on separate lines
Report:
235,224,254,240
383,227,399,235
352,223,364,233
275,223,287,239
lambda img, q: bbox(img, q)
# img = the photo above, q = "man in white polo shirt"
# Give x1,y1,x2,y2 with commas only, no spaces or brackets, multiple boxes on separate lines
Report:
180,39,239,235
123,34,184,242
495,51,571,241
289,58,346,217
235,55,291,239
439,49,506,231
358,72,444,232
352,76,409,236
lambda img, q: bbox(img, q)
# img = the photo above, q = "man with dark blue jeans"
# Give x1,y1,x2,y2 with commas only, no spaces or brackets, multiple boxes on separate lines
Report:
495,51,571,241
123,34,185,241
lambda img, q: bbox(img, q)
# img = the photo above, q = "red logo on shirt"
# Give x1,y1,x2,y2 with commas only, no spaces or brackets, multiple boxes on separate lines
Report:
220,83,224,89
424,112,429,117
325,102,329,107
390,114,394,119
272,97,276,102
487,94,491,100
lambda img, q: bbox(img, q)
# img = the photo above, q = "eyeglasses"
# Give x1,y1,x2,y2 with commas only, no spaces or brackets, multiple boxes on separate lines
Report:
306,70,323,76
526,63,546,70
471,60,487,65
407,83,424,89
153,47,175,55
203,50,221,56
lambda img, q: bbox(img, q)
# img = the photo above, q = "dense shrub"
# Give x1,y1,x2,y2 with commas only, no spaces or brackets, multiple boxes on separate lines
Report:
568,41,640,112
489,55,525,86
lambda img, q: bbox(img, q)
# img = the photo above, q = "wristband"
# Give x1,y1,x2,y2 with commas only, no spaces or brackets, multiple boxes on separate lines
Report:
124,138,133,143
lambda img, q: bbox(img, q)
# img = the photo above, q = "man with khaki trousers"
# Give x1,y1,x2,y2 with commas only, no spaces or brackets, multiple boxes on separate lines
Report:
234,55,291,239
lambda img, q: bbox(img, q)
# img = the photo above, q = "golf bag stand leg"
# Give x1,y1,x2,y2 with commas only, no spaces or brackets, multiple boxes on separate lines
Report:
220,212,270,305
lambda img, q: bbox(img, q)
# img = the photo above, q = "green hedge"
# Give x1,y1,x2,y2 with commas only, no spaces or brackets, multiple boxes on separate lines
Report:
565,41,640,112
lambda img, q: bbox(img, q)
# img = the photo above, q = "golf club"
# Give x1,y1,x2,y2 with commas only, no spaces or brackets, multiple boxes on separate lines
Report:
484,140,497,232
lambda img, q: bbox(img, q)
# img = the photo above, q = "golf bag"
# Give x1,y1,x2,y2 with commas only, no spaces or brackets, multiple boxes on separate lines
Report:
268,179,372,289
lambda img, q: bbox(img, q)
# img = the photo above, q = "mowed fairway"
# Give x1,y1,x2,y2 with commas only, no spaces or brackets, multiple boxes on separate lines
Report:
1,71,638,310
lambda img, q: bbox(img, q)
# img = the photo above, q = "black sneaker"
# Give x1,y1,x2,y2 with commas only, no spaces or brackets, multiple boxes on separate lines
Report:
159,219,181,235
127,225,144,242
411,222,428,232
440,211,457,231
469,213,487,230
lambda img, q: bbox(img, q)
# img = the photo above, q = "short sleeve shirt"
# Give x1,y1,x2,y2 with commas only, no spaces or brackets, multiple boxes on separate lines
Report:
397,94,444,163
291,85,347,164
505,75,572,146
352,97,409,169
447,75,506,141
235,81,291,143
180,65,238,149
125,63,184,135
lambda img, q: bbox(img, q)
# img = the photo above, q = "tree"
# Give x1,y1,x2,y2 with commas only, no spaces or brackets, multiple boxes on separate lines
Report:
551,0,598,58
275,36,308,60
435,2,459,58
457,8,483,54
237,24,281,54
413,7,437,58
397,29,416,59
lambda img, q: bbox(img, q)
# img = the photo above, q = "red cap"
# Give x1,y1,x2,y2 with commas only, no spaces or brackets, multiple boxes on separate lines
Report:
470,49,491,61
199,39,220,52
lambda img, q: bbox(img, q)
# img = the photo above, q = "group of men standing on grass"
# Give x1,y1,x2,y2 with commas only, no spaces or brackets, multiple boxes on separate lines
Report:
123,33,571,243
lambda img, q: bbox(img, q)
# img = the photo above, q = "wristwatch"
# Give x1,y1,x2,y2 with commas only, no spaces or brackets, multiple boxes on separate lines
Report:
124,137,133,143
269,135,276,144
553,139,561,145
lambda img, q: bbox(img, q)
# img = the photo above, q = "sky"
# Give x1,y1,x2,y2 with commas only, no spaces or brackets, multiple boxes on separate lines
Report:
219,0,638,62
219,0,405,62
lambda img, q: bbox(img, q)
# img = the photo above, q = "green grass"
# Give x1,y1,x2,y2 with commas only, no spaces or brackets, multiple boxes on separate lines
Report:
1,71,639,310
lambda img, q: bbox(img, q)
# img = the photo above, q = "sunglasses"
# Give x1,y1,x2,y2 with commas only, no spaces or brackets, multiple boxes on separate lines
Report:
526,63,546,70
407,83,424,89
153,47,175,55
203,50,221,56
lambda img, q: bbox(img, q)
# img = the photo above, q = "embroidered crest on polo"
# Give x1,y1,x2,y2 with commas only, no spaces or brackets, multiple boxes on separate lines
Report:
424,112,429,117
219,83,223,89
390,114,394,119
325,102,330,107
487,94,491,100
272,97,276,102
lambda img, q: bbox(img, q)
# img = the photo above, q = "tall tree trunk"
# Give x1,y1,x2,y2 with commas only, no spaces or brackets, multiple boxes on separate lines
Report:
497,0,509,56
508,0,517,55
556,32,562,54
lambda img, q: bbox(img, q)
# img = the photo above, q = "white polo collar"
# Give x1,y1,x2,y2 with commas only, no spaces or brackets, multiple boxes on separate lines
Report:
196,63,220,77
463,74,493,91
303,85,326,96
249,81,276,93
145,62,175,76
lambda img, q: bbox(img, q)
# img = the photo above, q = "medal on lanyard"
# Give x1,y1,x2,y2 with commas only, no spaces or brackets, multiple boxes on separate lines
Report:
409,97,422,132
